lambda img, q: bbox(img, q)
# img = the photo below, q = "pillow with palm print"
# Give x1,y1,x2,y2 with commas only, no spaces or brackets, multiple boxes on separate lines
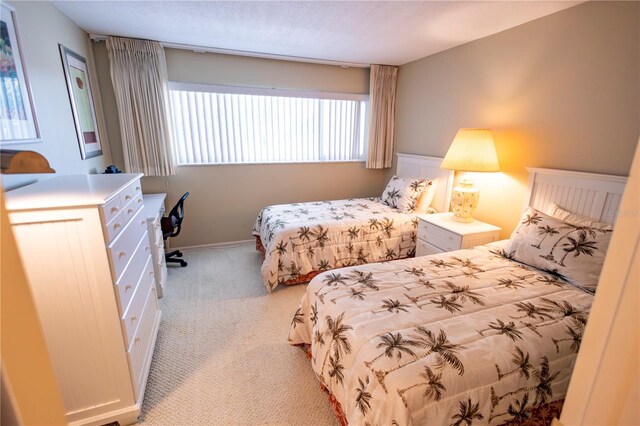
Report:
414,179,437,213
546,203,614,231
381,175,429,212
506,207,613,291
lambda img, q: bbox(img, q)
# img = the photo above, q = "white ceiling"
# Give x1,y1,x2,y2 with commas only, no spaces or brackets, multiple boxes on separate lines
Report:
53,1,582,66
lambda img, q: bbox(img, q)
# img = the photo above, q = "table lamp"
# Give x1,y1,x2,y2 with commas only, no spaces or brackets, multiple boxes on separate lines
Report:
440,128,499,222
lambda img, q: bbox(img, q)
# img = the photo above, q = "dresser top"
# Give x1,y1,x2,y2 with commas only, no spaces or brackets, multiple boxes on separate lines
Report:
5,173,143,211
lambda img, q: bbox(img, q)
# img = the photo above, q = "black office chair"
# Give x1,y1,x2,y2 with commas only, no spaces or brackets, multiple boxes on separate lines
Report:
161,192,190,267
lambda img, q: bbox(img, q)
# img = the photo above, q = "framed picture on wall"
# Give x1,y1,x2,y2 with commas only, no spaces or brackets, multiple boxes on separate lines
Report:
59,44,102,159
0,3,41,145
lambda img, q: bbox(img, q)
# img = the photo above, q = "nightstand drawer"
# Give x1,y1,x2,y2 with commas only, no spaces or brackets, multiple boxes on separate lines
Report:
422,222,462,247
416,239,444,257
427,232,462,252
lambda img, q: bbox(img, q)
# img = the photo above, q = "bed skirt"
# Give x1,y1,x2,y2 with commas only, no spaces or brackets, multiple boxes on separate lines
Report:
298,344,564,426
255,236,323,286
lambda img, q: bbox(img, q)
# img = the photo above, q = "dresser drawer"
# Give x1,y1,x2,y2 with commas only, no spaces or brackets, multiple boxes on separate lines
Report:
114,239,152,314
100,195,123,225
122,264,155,349
122,193,144,224
120,180,142,206
107,209,148,281
416,239,444,257
128,284,159,400
122,199,136,223
103,210,127,244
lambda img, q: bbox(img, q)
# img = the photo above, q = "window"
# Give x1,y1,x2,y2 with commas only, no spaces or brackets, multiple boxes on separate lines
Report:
168,82,368,165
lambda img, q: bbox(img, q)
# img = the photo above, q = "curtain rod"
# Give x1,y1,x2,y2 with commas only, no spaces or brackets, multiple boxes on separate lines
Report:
89,34,370,69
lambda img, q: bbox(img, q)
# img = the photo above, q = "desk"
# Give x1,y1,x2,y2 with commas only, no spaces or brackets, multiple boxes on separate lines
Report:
143,193,168,298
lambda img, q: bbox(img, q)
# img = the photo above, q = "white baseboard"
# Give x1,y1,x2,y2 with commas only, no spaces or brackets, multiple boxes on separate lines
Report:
170,239,255,252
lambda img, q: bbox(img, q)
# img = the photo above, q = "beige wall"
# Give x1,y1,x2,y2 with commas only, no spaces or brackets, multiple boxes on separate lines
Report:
394,0,640,237
1,1,111,191
93,44,386,246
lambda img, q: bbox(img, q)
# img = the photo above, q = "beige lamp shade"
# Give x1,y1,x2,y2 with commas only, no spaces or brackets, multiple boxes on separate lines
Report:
441,128,500,172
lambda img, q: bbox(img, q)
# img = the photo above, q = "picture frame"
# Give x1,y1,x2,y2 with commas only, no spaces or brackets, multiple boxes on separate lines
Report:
59,44,102,159
0,3,40,145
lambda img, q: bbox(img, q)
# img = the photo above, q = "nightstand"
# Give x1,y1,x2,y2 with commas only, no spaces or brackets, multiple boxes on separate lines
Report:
416,212,501,256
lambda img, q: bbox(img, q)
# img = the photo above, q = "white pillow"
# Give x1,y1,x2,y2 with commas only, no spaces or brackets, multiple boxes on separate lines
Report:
414,180,437,213
381,176,429,213
546,203,613,230
506,207,613,290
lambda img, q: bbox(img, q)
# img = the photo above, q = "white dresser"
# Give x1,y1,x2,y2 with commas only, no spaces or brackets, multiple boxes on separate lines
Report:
5,174,161,426
142,193,168,298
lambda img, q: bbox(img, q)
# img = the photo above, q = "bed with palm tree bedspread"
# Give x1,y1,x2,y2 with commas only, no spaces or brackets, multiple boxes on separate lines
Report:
286,166,625,425
288,240,594,425
253,197,432,292
252,153,455,293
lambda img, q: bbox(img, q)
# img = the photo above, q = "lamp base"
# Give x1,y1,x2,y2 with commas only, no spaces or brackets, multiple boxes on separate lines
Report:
451,213,475,223
450,179,479,223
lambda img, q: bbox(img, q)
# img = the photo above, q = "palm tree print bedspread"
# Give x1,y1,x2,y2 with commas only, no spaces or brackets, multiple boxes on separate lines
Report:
253,198,426,292
288,241,592,425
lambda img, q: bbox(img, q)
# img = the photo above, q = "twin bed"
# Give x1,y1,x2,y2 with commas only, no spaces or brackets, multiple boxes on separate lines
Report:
253,153,454,292
278,164,626,425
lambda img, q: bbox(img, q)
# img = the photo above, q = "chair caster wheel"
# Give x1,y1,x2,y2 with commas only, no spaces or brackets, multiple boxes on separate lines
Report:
180,261,187,267
176,252,183,258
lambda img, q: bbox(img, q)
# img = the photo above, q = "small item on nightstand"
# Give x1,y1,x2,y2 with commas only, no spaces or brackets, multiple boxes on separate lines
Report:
104,164,122,174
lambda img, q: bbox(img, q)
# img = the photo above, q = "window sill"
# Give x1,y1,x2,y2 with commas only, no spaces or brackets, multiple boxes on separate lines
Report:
177,160,367,167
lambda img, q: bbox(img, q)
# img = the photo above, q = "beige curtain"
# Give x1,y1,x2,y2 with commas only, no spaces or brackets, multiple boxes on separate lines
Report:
106,37,176,176
366,64,399,169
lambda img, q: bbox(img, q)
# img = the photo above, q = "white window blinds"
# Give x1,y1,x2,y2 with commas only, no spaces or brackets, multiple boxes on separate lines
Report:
168,83,368,165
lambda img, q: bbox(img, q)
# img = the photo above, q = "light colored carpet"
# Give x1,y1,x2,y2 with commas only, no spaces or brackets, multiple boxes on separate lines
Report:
138,243,339,426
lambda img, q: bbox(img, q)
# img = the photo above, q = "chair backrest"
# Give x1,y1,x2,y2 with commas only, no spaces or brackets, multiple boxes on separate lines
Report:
162,192,189,240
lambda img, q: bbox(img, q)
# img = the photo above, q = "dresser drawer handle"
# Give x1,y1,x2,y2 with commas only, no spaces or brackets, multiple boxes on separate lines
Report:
113,223,121,230
138,199,143,204
124,284,133,292
130,316,137,324
149,271,155,277
141,220,146,226
125,194,132,200
145,246,151,253
110,206,119,213
127,208,134,214
135,186,141,192
134,337,141,344
118,251,127,259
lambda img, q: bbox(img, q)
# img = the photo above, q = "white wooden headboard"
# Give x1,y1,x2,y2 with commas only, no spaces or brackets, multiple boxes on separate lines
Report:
396,153,454,213
526,167,627,225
